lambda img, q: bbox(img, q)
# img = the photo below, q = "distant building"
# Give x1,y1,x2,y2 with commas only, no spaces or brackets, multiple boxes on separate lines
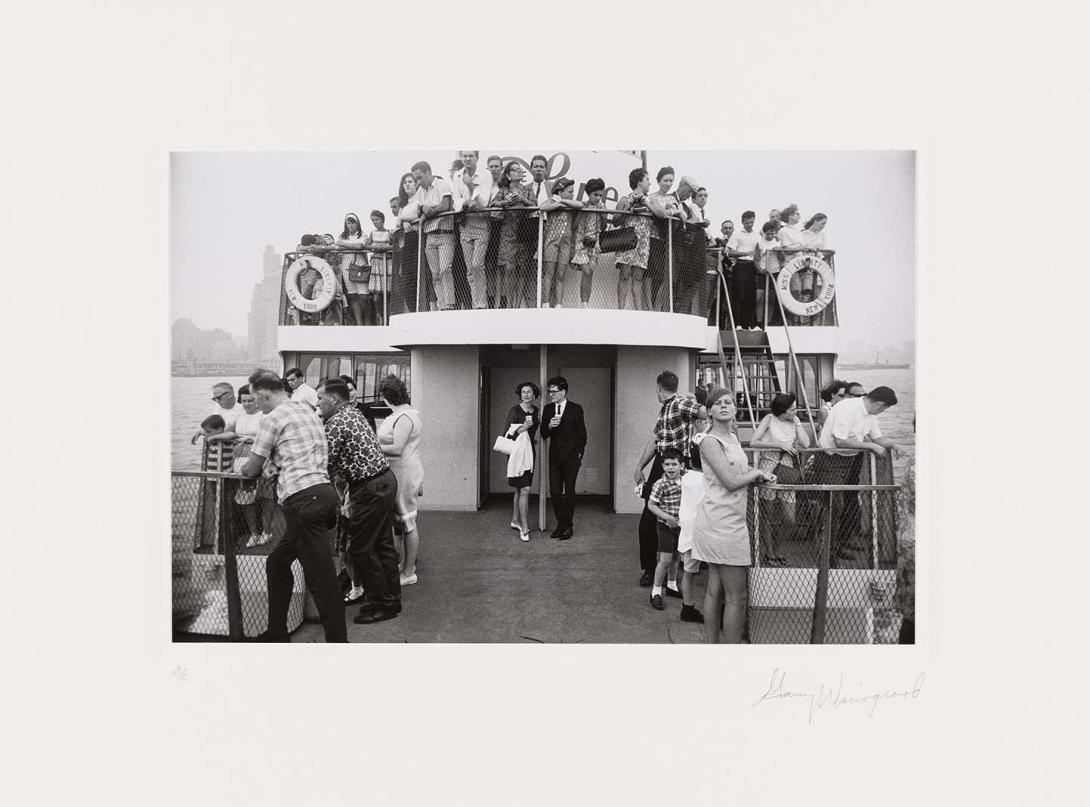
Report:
247,245,282,369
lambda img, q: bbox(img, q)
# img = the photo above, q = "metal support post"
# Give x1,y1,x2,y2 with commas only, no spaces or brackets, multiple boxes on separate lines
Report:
667,219,675,313
222,478,244,641
536,214,544,308
810,491,832,644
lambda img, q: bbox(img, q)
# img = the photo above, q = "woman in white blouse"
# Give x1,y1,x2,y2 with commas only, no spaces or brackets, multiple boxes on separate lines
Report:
776,204,805,249
801,213,828,251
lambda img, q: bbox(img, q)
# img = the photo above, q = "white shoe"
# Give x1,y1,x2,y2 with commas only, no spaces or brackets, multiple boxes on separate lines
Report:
510,521,522,531
520,529,531,542
555,303,563,309
400,572,418,586
257,531,272,545
245,534,260,547
580,302,588,309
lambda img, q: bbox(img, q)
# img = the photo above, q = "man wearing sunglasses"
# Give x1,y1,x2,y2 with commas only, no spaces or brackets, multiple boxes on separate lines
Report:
189,382,239,445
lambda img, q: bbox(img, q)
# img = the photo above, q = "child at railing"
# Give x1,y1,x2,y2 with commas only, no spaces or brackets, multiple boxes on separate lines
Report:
754,220,783,326
199,415,235,472
539,177,583,308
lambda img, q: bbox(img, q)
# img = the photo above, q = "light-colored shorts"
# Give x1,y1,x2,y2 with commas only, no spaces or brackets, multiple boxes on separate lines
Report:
681,549,700,574
543,237,574,266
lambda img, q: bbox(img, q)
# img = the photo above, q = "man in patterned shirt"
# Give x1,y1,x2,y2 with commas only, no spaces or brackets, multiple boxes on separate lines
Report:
241,370,346,642
631,370,706,588
316,379,402,625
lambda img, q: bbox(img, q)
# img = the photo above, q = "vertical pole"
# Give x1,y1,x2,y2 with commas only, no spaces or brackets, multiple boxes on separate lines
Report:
536,213,544,308
810,490,832,644
763,274,770,328
415,226,423,313
716,247,722,328
667,219,675,313
222,477,244,641
870,452,879,570
382,250,388,325
539,344,548,532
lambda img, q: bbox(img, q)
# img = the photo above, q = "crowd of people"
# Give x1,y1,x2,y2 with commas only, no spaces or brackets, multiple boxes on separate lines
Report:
284,152,831,329
191,365,909,644
195,369,423,641
632,371,905,643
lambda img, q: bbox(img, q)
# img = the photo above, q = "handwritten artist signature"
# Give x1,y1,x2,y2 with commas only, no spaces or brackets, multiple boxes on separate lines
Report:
753,668,925,723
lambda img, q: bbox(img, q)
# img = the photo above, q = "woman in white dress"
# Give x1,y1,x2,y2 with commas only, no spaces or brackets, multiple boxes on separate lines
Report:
749,393,812,566
365,210,392,324
376,374,424,586
692,387,776,643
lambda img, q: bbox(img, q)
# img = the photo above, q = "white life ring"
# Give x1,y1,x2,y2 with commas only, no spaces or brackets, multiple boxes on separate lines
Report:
775,253,835,317
285,255,337,313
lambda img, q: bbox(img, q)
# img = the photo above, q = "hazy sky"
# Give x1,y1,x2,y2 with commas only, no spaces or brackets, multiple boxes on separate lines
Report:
171,150,914,348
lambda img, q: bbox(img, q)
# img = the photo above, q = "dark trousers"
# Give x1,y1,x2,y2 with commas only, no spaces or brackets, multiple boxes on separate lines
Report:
671,230,704,315
731,260,758,328
648,236,667,309
814,452,865,557
267,483,346,642
346,469,401,609
549,457,581,530
638,453,665,573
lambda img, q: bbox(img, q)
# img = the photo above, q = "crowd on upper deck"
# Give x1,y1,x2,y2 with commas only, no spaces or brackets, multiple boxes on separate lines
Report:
284,151,832,330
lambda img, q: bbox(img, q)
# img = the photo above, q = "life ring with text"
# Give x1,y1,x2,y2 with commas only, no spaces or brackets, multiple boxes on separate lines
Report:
775,253,835,317
285,255,337,313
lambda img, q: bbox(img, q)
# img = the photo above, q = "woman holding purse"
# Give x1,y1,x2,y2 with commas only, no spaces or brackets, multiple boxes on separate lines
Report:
506,381,541,541
749,393,811,566
337,213,371,326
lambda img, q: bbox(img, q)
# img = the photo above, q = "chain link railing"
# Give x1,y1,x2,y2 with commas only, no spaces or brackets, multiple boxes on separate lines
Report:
172,470,305,640
742,448,901,644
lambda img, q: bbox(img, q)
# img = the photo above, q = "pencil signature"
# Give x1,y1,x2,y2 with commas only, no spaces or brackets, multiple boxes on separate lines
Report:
753,668,925,723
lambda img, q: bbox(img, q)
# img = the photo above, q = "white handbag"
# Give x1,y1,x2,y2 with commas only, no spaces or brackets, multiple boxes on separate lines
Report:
492,425,518,455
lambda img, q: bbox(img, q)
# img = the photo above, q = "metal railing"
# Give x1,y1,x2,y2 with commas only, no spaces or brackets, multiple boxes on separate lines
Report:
278,210,837,326
739,447,902,644
172,470,304,640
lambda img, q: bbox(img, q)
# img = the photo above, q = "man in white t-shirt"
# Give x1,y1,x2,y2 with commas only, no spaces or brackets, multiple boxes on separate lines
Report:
452,150,494,310
403,160,457,310
816,385,902,563
285,367,318,409
189,381,239,444
726,211,761,329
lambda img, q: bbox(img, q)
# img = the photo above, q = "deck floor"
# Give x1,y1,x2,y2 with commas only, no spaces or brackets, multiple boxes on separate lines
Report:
293,496,712,644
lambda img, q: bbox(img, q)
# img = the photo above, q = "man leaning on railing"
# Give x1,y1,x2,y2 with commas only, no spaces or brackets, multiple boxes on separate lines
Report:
402,161,457,311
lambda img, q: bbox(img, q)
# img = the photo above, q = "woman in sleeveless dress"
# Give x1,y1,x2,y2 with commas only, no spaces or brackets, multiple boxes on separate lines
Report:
692,387,776,643
376,374,424,586
749,392,812,566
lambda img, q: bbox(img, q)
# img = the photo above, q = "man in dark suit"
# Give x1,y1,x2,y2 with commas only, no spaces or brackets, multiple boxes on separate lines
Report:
539,375,587,540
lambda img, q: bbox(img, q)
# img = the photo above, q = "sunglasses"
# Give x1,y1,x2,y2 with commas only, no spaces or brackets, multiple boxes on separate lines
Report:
211,391,231,401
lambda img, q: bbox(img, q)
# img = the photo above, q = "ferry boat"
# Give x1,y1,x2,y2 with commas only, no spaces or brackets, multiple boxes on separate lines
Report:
173,150,904,644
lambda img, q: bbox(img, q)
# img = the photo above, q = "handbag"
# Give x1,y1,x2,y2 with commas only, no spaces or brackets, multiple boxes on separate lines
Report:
492,434,516,456
598,226,637,254
772,450,807,485
348,264,371,284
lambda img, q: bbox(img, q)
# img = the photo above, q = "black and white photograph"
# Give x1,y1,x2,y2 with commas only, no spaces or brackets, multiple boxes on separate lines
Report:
8,1,1086,804
171,149,915,644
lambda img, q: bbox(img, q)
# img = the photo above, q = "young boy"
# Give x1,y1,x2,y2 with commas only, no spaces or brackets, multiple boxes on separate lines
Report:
647,448,685,611
675,438,707,623
199,414,235,472
540,177,582,308
570,177,606,308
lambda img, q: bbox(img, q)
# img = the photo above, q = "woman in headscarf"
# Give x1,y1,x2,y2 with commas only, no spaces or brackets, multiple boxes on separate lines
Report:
337,213,370,326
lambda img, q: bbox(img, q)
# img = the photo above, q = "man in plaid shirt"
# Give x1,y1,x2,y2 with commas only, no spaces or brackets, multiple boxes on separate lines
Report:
631,370,706,588
241,370,346,643
317,379,401,625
